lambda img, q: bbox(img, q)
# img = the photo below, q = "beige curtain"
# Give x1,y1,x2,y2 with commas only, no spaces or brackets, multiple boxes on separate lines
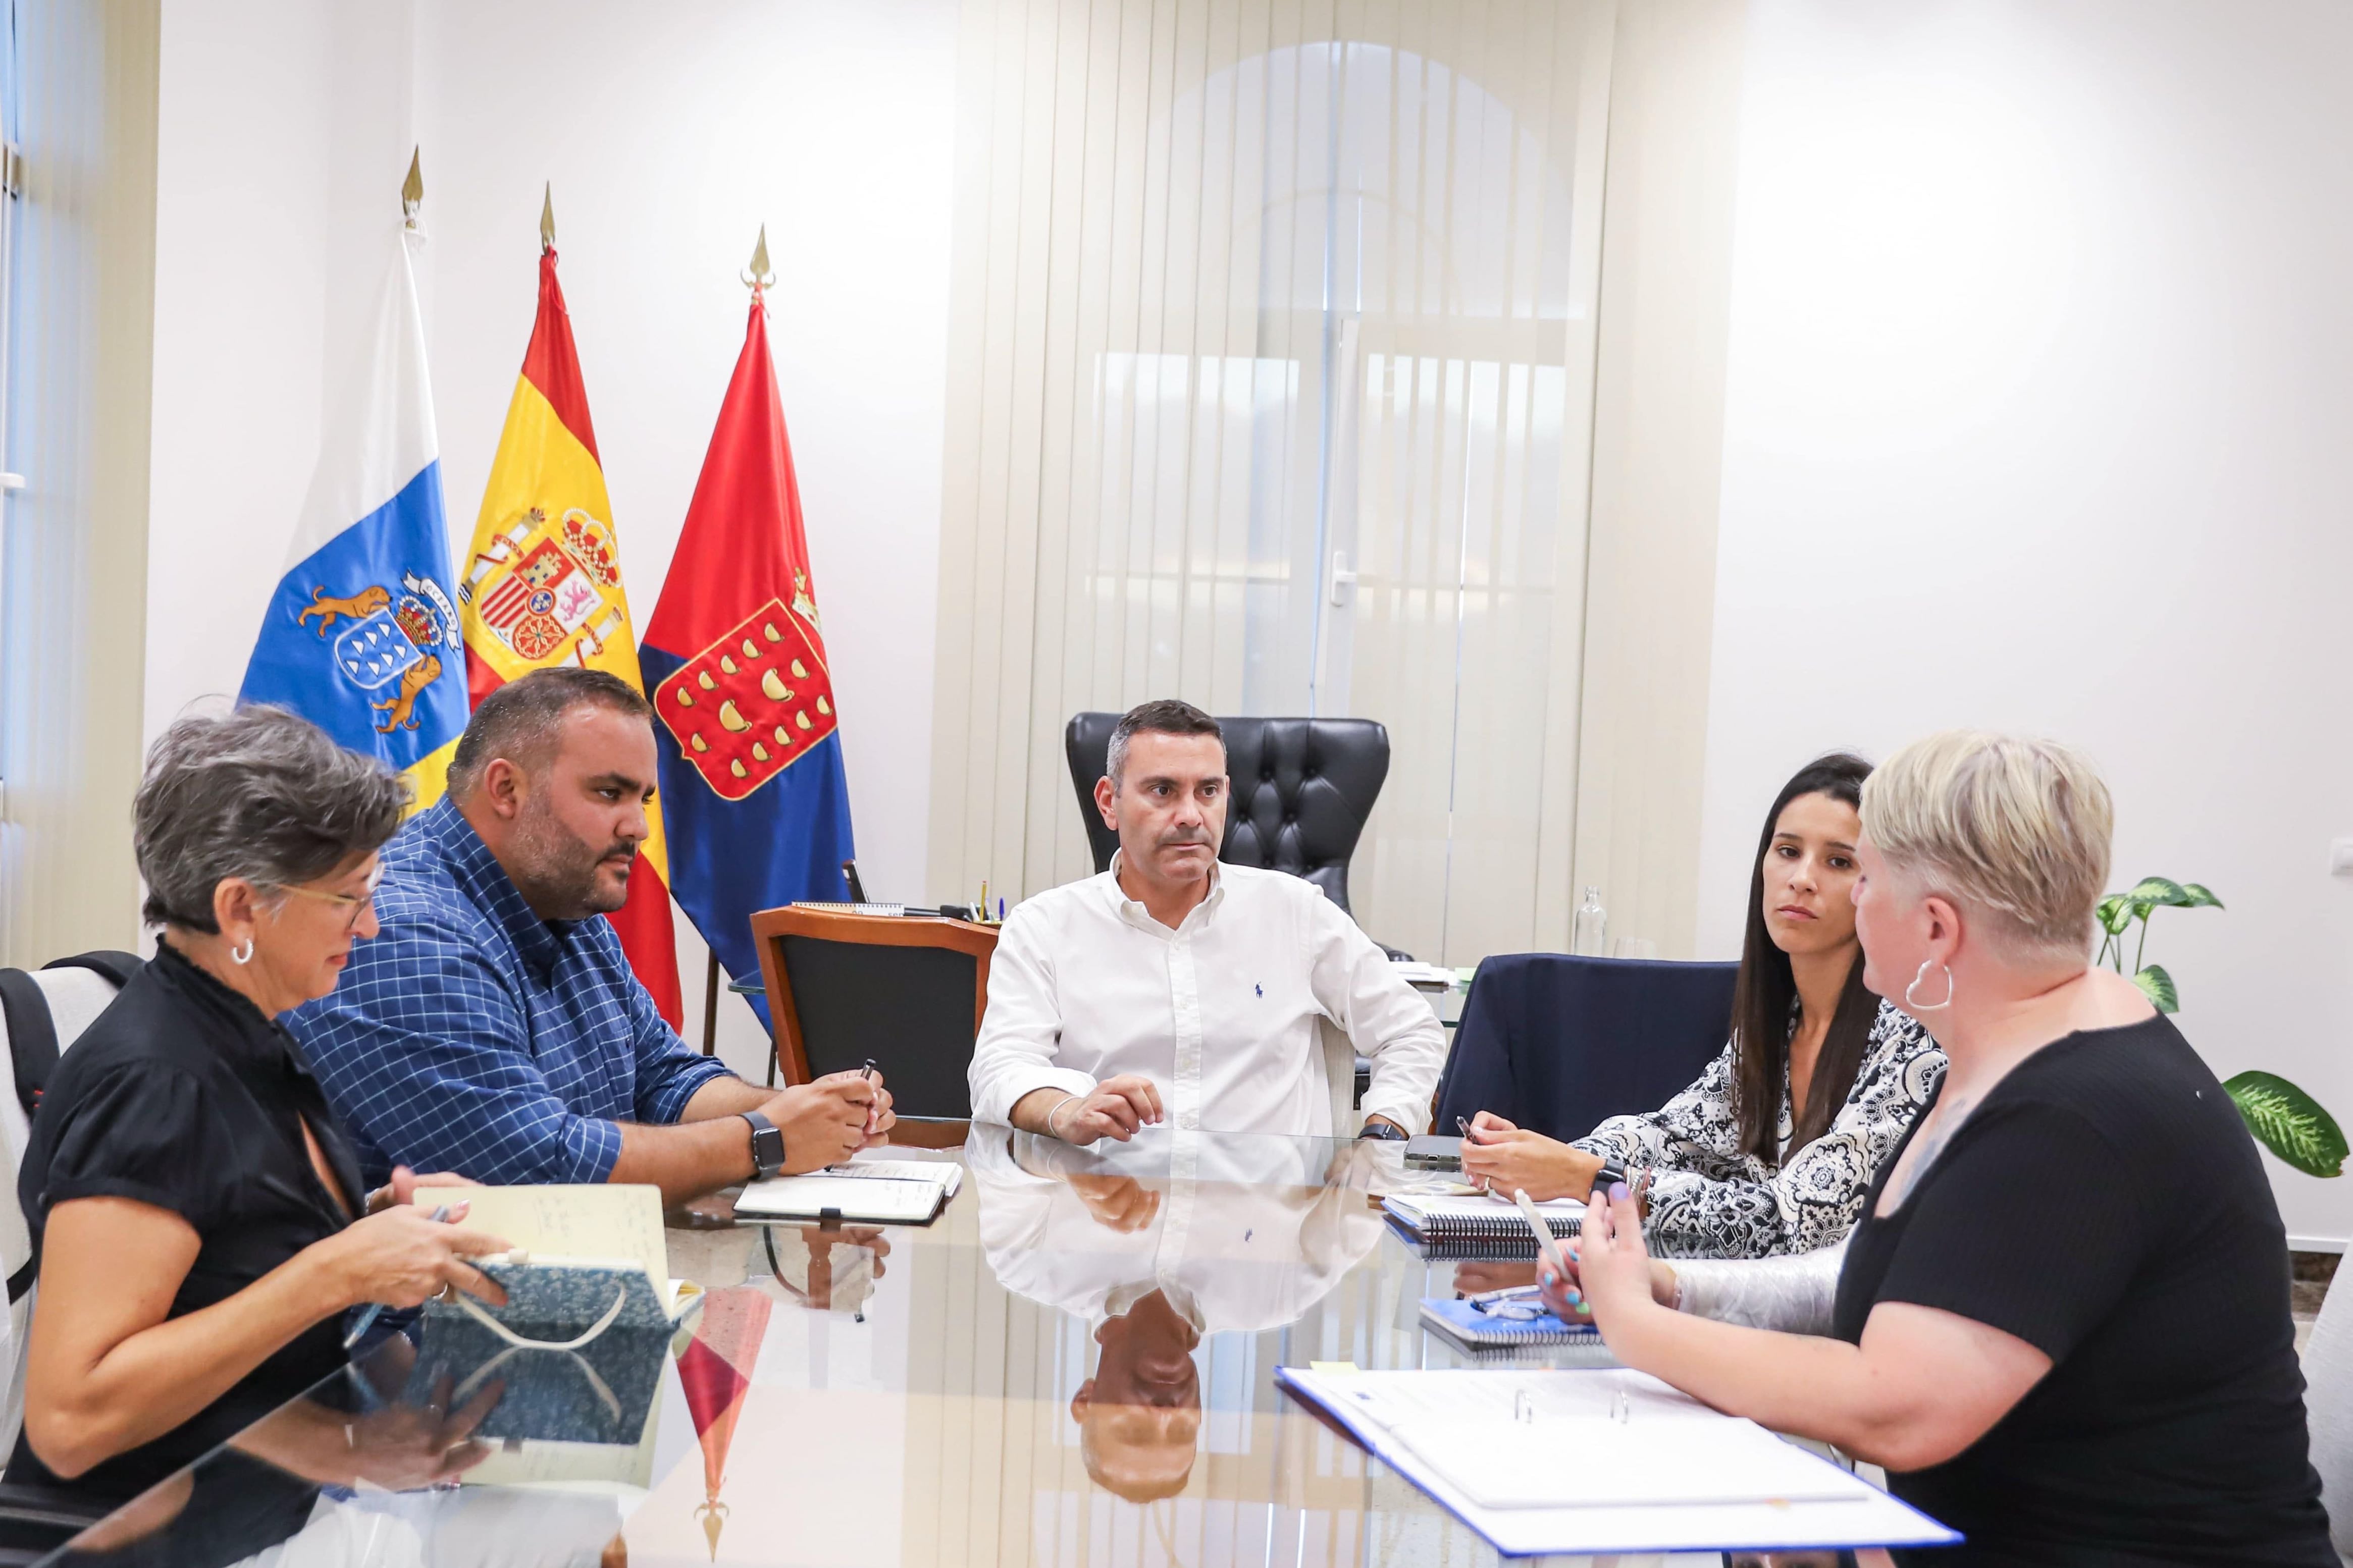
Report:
0,0,160,967
929,0,1616,965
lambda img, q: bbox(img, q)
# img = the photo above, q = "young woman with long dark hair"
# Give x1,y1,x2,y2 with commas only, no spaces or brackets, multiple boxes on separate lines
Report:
1459,753,1944,1257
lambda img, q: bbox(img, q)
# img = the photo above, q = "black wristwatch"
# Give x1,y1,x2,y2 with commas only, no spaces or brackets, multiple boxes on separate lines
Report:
1356,1119,1408,1141
742,1111,787,1179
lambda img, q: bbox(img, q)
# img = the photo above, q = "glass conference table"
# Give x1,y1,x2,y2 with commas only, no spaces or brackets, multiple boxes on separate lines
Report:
37,1126,1759,1568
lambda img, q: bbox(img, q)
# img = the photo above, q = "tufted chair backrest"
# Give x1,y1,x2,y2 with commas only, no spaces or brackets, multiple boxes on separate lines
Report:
1063,712,1391,912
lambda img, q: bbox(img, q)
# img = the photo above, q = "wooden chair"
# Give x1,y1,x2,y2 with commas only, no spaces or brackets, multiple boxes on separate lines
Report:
747,906,998,1150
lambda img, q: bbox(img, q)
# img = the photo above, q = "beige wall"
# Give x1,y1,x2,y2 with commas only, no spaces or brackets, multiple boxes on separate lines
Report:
0,0,160,967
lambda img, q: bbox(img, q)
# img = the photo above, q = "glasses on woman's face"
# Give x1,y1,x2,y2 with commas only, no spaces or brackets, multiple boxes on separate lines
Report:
277,861,386,932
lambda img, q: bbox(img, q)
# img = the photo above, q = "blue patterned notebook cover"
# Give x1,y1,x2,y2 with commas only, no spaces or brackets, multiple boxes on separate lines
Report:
428,1261,681,1337
401,1316,670,1446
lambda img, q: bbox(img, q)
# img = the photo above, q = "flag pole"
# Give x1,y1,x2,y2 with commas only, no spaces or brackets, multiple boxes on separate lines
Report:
693,225,780,1064
741,224,773,296
401,148,424,232
701,952,721,1057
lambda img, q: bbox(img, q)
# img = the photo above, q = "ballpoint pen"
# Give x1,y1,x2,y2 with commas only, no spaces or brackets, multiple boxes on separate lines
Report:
862,1057,880,1136
343,1203,455,1349
1509,1186,1576,1290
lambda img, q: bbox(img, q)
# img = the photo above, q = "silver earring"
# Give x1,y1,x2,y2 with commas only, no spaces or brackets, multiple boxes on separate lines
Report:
1905,958,1953,1011
230,938,254,965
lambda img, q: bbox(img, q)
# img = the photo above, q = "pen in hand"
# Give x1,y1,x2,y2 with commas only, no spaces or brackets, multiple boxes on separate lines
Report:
862,1057,880,1138
343,1203,455,1349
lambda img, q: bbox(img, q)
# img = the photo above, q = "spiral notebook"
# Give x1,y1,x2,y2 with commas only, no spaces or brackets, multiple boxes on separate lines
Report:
1383,1193,1583,1258
1418,1296,1617,1360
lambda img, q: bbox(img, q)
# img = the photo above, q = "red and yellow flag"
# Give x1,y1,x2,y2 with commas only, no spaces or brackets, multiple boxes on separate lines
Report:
458,246,684,1026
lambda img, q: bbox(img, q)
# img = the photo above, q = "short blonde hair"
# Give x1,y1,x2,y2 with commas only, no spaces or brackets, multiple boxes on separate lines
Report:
1860,730,2113,961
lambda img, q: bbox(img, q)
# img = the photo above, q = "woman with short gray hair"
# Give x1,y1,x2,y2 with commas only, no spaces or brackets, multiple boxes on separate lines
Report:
6,706,512,1511
1553,730,2334,1565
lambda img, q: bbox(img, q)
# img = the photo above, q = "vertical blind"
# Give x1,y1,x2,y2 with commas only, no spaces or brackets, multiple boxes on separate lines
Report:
930,0,1615,963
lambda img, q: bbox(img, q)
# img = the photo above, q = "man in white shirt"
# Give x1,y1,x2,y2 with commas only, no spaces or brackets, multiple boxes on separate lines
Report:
966,699,1446,1142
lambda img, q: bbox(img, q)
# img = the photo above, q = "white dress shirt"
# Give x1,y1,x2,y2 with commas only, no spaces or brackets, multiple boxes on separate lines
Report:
966,858,1446,1137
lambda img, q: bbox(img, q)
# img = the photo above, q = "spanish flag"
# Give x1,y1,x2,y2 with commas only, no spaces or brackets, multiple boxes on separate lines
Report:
457,245,684,1026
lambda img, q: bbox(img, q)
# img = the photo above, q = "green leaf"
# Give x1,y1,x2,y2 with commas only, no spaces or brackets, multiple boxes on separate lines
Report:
2225,1071,2347,1178
2123,877,2191,908
2096,894,2136,936
2178,882,2224,909
2130,964,2179,1013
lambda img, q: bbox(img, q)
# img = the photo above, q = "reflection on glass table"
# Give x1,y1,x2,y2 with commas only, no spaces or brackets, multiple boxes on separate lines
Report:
36,1127,1730,1568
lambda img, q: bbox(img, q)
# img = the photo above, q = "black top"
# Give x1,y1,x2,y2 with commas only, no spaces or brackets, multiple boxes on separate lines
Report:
6,942,363,1505
1832,1014,2334,1567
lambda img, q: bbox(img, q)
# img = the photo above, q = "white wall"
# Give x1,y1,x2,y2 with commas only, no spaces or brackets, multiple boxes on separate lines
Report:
1696,0,2353,1246
144,0,958,1067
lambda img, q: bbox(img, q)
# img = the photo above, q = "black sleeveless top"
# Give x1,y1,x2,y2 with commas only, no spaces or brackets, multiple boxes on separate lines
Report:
6,941,364,1504
1832,1015,2333,1566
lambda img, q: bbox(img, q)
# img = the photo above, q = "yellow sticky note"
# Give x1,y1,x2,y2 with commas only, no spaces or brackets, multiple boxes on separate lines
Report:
1309,1361,1361,1375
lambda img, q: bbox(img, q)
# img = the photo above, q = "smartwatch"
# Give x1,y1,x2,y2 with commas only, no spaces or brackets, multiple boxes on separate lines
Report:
1356,1119,1408,1141
742,1111,787,1179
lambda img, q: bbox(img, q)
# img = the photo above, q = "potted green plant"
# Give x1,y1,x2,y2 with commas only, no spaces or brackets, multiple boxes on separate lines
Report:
2098,877,2345,1178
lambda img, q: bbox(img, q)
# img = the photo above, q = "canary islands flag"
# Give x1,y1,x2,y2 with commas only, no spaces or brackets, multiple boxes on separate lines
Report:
457,244,684,1026
241,225,467,806
642,291,854,1022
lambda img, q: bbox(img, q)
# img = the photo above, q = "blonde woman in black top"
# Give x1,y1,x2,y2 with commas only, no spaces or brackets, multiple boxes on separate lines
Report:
1555,732,2333,1566
9,707,511,1508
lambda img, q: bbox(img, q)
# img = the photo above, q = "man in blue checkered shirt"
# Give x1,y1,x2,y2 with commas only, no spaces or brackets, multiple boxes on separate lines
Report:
290,669,892,1203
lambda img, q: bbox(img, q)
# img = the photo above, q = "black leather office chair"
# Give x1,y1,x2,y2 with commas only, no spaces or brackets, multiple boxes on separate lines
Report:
1063,712,1390,913
748,906,995,1144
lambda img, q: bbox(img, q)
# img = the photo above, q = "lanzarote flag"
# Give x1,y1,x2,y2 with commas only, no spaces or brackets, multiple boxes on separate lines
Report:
457,242,684,1024
641,287,854,1020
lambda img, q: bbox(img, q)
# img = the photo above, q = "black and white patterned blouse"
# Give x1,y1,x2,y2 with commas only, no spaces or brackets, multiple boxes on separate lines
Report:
1571,997,1944,1260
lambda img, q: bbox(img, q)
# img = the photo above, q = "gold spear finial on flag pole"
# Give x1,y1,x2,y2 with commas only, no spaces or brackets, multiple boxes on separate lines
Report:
401,148,424,231
540,182,557,253
742,225,774,293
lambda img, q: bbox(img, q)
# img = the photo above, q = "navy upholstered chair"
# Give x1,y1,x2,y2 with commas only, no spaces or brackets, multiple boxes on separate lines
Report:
1433,954,1740,1141
1062,712,1390,913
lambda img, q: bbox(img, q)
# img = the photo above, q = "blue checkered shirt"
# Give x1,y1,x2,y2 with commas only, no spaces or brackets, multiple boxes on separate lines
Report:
289,798,734,1187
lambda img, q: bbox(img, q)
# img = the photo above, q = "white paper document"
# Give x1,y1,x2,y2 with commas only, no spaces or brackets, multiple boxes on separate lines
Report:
1279,1366,1959,1556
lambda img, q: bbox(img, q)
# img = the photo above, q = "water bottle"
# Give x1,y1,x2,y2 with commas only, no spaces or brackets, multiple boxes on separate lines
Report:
1573,885,1607,956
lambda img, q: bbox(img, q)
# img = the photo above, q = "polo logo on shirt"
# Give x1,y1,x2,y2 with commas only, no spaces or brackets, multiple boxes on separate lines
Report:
1255,983,1263,998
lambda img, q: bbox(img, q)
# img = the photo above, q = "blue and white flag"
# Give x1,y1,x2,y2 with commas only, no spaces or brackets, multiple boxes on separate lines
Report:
240,226,467,807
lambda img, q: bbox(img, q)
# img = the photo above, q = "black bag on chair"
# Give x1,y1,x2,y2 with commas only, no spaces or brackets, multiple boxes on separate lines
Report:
0,951,141,1122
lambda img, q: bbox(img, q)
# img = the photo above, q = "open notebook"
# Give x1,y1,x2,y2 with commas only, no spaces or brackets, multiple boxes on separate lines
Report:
400,1185,698,1465
407,1184,703,1340
734,1158,964,1224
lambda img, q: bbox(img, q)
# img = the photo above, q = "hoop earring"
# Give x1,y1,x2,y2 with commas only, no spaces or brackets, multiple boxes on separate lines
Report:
1905,959,1953,1012
230,938,255,966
